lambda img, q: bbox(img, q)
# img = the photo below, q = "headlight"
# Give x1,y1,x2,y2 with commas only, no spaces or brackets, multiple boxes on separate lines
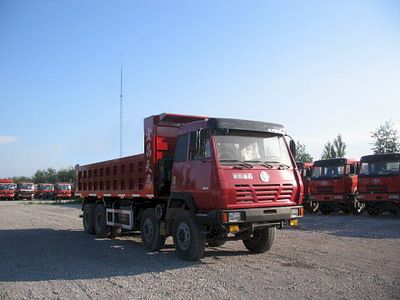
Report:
358,195,365,199
389,195,400,200
290,208,299,218
228,212,243,222
334,196,343,200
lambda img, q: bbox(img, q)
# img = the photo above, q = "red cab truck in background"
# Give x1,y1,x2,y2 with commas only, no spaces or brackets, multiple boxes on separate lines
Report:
54,183,72,199
357,153,400,215
76,113,304,261
0,179,15,200
15,182,35,200
297,162,315,212
36,183,54,199
308,158,363,214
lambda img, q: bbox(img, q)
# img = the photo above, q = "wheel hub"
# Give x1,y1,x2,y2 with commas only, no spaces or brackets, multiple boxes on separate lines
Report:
143,219,153,241
177,223,190,250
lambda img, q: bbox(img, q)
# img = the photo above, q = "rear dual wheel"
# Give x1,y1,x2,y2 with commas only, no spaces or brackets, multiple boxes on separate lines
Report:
320,205,333,215
141,208,166,252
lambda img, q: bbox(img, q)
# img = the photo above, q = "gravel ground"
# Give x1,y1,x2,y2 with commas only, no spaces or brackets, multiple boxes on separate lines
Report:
0,201,399,300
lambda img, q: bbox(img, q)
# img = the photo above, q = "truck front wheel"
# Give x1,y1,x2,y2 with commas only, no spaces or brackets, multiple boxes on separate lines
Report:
140,208,166,252
243,227,276,253
83,203,95,234
173,211,205,261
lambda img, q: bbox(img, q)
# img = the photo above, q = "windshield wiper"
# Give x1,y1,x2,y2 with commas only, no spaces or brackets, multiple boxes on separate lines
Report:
244,160,274,169
220,159,253,168
264,161,291,169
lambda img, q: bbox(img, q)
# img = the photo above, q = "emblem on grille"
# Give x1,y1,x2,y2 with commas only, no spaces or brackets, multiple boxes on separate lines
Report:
372,178,380,184
260,171,270,182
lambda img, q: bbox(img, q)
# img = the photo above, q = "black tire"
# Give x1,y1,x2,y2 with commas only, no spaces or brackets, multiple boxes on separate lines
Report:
140,208,166,252
243,227,276,253
110,227,122,238
366,207,383,216
207,240,226,247
320,206,333,215
341,207,352,214
173,211,205,261
83,203,95,234
94,204,111,238
389,210,398,215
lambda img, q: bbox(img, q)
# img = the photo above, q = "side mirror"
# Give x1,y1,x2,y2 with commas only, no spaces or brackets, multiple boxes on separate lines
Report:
289,140,296,159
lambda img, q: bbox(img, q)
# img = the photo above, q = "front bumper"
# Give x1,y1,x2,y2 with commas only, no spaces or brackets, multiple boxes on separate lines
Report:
196,206,303,226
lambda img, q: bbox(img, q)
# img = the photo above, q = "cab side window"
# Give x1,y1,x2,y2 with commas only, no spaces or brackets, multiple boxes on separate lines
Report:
175,134,188,162
189,129,211,160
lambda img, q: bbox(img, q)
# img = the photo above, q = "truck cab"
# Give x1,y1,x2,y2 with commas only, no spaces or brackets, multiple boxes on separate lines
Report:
36,183,55,199
54,183,72,199
308,158,362,214
0,179,15,200
15,182,35,200
357,153,400,215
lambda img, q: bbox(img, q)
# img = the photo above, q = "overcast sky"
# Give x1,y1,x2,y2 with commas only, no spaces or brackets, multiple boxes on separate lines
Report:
1,0,399,177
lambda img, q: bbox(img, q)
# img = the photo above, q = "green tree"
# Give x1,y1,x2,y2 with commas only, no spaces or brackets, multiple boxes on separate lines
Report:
321,141,336,159
371,121,400,154
13,176,33,183
321,134,346,159
57,167,75,183
296,141,313,163
333,134,346,158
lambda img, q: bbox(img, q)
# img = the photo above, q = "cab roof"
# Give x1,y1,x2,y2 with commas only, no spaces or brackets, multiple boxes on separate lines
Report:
361,153,400,162
207,118,285,135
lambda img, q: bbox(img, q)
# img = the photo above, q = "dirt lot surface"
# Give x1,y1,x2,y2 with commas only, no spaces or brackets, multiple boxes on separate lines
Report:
0,201,399,300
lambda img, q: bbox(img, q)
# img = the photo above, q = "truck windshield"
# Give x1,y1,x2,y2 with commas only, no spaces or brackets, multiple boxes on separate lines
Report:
359,161,400,176
0,183,14,190
40,185,53,191
17,183,33,189
57,185,71,190
311,164,345,180
214,134,292,168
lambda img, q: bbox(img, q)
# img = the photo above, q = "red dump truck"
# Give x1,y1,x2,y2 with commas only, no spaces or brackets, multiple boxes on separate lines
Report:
297,162,315,212
15,182,35,200
54,182,72,199
36,183,54,199
0,178,15,200
76,113,304,260
308,158,363,214
357,153,400,215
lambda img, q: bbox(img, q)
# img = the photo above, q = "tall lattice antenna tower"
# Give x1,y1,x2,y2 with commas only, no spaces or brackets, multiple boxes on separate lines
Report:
119,64,123,158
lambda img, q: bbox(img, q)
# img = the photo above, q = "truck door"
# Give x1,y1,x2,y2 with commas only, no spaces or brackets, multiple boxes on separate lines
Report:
187,129,213,210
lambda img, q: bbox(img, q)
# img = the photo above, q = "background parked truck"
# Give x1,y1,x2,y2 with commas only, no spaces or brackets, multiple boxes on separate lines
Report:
15,182,35,200
0,179,15,200
357,153,400,215
36,183,54,199
297,162,314,212
308,158,363,214
54,182,72,199
76,113,304,261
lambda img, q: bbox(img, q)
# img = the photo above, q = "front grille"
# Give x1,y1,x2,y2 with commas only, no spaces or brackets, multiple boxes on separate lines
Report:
316,186,335,194
235,184,294,203
366,185,388,193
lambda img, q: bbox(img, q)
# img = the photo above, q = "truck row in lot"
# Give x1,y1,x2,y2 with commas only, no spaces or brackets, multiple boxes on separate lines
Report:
0,180,72,200
301,153,400,215
75,113,304,261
